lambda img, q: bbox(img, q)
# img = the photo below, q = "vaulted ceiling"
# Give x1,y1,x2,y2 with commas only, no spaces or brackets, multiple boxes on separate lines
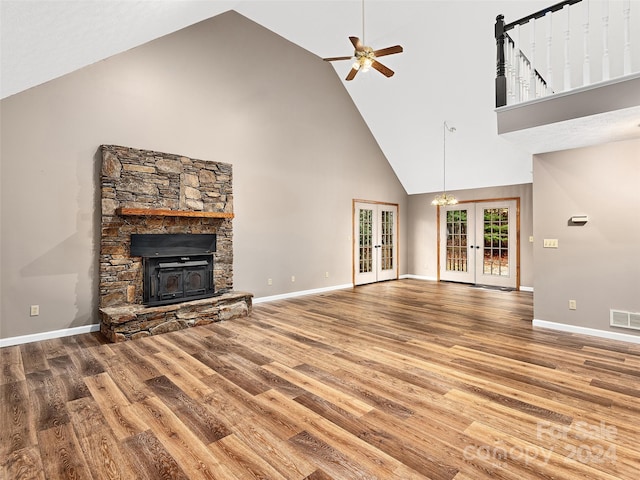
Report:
2,1,636,194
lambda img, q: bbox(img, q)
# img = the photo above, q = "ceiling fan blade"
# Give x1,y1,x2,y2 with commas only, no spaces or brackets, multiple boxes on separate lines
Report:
371,60,395,77
373,45,403,57
349,36,364,51
345,67,359,81
323,56,353,62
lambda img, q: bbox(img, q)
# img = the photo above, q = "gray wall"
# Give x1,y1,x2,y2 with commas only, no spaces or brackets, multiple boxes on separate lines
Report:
407,183,534,289
0,11,408,340
533,138,640,337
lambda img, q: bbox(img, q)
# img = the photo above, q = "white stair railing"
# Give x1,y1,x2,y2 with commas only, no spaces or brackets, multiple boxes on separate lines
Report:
495,0,638,107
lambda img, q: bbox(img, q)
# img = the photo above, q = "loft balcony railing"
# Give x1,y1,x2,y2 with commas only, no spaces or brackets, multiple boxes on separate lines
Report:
495,0,636,107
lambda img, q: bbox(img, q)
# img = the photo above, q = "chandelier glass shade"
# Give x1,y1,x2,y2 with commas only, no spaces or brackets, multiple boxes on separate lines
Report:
431,192,458,206
432,121,457,206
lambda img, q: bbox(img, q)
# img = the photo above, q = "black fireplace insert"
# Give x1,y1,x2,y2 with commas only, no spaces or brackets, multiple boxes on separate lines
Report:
130,234,216,306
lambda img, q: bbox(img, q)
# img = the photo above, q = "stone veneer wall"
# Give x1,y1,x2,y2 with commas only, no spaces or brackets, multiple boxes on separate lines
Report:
99,145,234,308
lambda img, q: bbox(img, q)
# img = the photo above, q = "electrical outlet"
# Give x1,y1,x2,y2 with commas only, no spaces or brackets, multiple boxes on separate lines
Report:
267,278,273,286
325,271,329,278
30,305,40,316
291,275,296,283
569,300,577,310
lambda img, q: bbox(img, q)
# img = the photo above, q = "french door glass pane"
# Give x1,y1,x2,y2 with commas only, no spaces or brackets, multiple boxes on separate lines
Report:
359,209,373,273
483,208,509,276
380,210,394,271
446,210,468,272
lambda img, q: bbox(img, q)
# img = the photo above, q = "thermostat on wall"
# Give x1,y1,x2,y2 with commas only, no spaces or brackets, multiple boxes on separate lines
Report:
570,215,588,223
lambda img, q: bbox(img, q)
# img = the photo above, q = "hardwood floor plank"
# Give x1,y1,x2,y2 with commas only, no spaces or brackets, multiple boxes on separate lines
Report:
30,378,71,432
303,469,334,480
202,374,304,438
39,338,68,360
590,378,640,398
2,445,45,480
145,375,232,444
187,328,274,366
102,359,152,404
114,343,161,381
19,342,48,375
229,417,317,478
261,388,432,479
37,423,93,480
207,433,291,480
0,380,37,458
262,362,374,418
83,372,148,441
447,351,613,409
464,421,627,480
193,350,272,396
132,396,240,480
62,336,106,377
147,351,217,400
67,396,137,480
151,334,219,379
122,430,191,480
221,351,306,398
289,430,384,480
0,346,25,385
47,355,91,402
294,362,414,419
292,391,456,479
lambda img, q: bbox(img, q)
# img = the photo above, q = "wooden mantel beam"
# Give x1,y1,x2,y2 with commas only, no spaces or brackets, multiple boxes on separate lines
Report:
116,207,234,219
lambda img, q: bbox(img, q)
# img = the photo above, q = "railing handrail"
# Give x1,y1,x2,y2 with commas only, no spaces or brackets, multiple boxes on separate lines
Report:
503,0,582,32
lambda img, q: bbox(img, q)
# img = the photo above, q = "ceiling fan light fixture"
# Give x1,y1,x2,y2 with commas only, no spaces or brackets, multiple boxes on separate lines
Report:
354,48,375,73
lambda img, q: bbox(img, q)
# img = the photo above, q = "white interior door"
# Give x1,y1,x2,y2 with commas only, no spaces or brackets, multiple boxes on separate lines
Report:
439,200,517,289
354,202,398,286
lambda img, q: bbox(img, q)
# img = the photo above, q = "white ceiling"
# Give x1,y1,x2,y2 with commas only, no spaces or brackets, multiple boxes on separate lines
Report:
2,1,638,194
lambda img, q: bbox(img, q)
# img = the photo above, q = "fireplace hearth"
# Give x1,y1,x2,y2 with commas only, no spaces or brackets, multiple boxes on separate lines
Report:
131,234,218,306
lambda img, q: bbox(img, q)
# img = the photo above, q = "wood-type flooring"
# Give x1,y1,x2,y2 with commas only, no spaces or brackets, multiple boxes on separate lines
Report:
2,279,640,479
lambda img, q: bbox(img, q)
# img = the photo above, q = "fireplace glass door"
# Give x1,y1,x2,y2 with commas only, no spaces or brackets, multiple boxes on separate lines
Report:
146,256,214,306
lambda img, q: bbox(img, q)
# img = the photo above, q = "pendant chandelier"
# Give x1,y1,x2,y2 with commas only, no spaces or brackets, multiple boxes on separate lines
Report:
431,121,458,206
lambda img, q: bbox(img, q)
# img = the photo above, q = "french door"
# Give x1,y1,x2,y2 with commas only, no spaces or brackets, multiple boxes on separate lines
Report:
439,200,518,289
354,201,398,286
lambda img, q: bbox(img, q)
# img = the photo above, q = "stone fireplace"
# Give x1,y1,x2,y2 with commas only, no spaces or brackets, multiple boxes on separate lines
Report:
99,145,252,342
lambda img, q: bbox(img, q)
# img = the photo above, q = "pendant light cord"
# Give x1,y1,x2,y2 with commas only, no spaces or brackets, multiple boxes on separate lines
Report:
443,121,456,194
443,122,447,194
361,0,366,44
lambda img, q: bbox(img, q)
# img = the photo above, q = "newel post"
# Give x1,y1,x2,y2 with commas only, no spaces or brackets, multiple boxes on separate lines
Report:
495,14,507,107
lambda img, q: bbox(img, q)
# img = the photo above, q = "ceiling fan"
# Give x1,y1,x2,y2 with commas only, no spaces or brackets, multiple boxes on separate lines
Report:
323,1,403,81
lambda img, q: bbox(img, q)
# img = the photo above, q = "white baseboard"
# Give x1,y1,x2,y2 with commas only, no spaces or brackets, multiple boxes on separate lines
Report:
533,319,640,345
520,286,534,292
254,283,354,304
0,324,101,348
401,274,438,282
